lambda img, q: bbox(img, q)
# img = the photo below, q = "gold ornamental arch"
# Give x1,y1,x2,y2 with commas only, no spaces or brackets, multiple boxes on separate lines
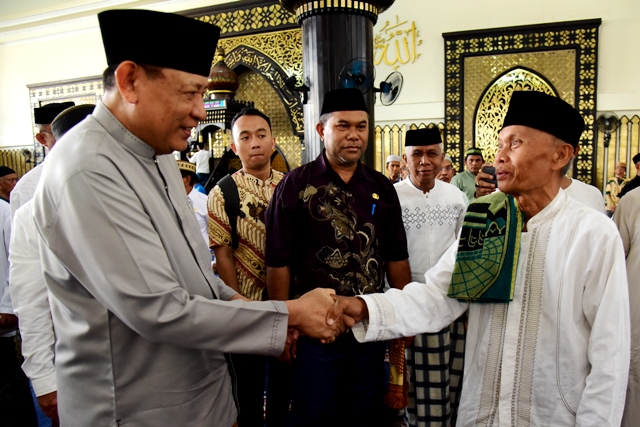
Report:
474,68,557,164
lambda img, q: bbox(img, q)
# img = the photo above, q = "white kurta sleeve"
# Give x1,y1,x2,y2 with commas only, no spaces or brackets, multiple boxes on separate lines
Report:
35,163,288,357
613,198,631,257
9,201,56,396
0,284,12,314
575,225,630,426
353,240,468,342
0,204,12,314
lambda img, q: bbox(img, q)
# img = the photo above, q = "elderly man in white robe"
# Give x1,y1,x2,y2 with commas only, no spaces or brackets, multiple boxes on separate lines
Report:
32,10,344,427
396,127,467,426
332,90,630,426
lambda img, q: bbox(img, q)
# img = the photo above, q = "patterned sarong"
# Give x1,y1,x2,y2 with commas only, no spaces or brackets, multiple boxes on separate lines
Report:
385,339,408,409
447,192,523,303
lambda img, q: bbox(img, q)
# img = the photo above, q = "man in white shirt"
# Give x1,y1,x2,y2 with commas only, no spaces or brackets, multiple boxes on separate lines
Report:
11,102,74,217
187,141,212,186
396,127,467,426
436,155,456,183
613,186,640,427
0,166,38,426
332,91,630,426
10,104,95,425
386,154,402,182
560,145,606,213
177,160,208,245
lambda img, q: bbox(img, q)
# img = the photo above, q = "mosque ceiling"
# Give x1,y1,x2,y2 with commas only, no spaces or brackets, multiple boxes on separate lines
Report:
0,0,237,45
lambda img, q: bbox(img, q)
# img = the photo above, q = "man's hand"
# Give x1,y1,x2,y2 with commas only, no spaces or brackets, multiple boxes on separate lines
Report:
230,293,252,302
327,295,368,327
37,391,59,422
0,313,18,329
475,169,496,198
285,288,344,343
278,328,299,364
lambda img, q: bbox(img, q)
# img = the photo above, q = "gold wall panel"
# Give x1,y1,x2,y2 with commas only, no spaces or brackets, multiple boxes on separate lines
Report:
219,29,302,81
234,70,302,169
473,67,558,164
195,3,297,36
444,20,600,184
0,148,34,178
218,29,304,136
465,50,575,159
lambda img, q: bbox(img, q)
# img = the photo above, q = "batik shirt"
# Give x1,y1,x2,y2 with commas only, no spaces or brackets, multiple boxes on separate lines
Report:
265,151,408,298
208,169,284,301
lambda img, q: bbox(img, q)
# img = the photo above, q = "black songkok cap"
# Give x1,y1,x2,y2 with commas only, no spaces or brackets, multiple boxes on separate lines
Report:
0,166,16,178
51,104,96,140
633,153,640,165
98,10,221,78
502,91,585,147
405,127,441,147
34,102,75,125
320,88,368,116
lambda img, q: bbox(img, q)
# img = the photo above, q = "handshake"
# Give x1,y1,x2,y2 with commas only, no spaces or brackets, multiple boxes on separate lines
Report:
284,288,370,345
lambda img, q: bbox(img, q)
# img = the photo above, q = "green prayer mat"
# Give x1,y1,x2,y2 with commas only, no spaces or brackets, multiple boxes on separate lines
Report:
447,192,523,303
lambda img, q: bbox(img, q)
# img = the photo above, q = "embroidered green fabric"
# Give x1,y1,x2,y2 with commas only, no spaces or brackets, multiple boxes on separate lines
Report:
448,192,523,303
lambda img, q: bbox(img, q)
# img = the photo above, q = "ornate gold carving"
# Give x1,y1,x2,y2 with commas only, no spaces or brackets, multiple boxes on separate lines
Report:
218,29,304,136
218,29,302,78
374,16,422,70
196,4,296,36
464,50,576,162
444,21,600,184
474,68,557,164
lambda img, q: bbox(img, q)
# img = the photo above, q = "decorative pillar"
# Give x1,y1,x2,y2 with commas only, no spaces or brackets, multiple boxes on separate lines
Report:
280,0,394,165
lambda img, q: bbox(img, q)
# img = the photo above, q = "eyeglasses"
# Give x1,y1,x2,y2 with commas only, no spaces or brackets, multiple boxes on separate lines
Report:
442,166,454,171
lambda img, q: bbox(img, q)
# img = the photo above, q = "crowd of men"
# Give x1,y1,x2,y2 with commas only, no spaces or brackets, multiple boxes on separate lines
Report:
0,7,638,427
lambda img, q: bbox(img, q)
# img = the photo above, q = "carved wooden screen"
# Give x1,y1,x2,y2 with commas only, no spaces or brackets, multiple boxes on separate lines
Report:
443,19,601,184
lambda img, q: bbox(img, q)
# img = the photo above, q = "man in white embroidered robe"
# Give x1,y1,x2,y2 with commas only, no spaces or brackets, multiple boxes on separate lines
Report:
397,127,467,426
333,91,630,426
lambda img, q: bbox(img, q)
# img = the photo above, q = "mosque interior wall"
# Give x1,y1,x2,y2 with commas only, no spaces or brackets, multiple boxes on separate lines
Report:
0,0,638,187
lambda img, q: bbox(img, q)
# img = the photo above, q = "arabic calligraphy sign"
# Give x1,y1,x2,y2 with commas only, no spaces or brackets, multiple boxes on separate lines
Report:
374,15,422,70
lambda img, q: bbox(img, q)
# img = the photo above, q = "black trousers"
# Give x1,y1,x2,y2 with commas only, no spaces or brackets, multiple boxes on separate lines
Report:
0,336,37,427
265,357,292,427
231,353,268,427
287,334,387,427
